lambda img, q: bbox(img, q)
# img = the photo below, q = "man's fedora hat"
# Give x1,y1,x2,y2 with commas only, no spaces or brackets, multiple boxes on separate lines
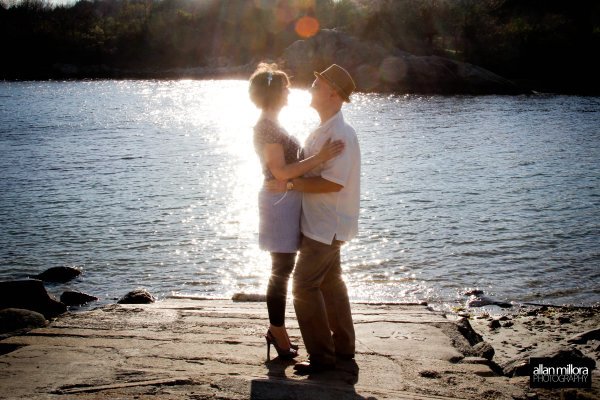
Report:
314,64,356,103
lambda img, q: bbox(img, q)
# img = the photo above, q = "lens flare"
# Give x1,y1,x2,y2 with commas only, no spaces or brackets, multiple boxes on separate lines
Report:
295,16,319,38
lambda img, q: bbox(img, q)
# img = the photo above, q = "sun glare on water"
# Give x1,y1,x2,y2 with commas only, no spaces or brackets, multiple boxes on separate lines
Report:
204,82,317,297
172,81,371,301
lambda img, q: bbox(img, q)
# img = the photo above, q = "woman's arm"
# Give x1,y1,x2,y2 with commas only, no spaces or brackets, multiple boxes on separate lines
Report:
263,139,343,181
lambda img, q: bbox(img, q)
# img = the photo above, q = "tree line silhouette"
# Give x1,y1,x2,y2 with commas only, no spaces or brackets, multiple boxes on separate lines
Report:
1,0,598,93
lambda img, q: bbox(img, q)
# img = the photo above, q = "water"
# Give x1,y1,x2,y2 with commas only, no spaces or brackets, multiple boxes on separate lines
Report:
1,80,599,310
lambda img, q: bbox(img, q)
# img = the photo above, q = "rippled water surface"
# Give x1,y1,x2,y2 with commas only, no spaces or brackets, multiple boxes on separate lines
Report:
1,80,598,309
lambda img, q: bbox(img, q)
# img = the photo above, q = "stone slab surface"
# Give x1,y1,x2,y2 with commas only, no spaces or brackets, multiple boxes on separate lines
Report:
0,299,527,399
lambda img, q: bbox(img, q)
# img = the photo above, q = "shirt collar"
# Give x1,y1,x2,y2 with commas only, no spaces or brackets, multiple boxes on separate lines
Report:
314,110,343,135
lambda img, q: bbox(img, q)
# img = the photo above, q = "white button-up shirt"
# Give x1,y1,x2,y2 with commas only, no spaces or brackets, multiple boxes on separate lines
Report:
301,111,361,245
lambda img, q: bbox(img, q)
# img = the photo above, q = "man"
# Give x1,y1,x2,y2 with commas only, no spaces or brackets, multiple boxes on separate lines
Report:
273,64,361,373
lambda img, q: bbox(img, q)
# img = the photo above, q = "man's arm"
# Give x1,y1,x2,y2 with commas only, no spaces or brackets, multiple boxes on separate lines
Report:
264,177,342,193
290,177,343,193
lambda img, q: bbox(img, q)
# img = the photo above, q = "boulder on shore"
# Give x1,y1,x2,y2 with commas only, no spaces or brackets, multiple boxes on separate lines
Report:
473,341,495,361
118,289,155,304
0,308,47,334
60,291,99,307
283,29,527,95
466,295,512,309
0,280,66,319
568,328,600,344
232,293,266,302
32,266,81,283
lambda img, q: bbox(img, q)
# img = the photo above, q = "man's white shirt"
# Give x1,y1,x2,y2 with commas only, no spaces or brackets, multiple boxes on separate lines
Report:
301,111,361,245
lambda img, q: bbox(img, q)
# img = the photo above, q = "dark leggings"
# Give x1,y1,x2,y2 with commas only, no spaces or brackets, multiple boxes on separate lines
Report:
266,252,296,327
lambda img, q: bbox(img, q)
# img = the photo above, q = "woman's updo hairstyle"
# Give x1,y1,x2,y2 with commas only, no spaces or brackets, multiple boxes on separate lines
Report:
249,62,290,110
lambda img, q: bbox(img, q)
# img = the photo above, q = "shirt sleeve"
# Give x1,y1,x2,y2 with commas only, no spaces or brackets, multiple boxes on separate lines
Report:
320,128,357,187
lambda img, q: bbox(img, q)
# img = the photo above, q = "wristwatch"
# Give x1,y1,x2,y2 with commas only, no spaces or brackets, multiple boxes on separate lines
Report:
286,181,294,191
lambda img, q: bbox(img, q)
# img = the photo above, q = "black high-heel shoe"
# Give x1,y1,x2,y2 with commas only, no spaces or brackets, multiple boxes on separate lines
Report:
265,330,298,360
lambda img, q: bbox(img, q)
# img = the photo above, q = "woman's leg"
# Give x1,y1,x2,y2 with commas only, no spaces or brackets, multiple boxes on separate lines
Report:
266,252,296,326
266,252,296,349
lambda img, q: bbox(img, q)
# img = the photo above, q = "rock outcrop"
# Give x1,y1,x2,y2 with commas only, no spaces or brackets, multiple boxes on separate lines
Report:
283,29,526,95
232,293,267,302
568,328,600,344
466,295,512,309
0,308,47,334
454,317,483,346
473,341,495,361
32,266,81,283
0,280,66,319
60,291,99,307
118,289,155,304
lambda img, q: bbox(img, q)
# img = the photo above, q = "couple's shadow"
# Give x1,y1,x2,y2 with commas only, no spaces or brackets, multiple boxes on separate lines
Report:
250,356,376,400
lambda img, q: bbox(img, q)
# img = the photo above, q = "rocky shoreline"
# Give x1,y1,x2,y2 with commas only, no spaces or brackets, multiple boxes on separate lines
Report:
0,267,154,340
465,305,599,399
0,276,598,399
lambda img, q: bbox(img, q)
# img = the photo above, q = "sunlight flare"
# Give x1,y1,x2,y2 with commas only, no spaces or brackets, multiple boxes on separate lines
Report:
210,83,317,296
295,15,320,38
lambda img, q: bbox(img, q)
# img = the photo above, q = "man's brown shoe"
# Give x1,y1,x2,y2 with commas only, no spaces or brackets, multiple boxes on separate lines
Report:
293,361,335,375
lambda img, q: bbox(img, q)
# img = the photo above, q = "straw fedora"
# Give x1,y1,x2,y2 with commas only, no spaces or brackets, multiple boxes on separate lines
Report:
314,64,356,102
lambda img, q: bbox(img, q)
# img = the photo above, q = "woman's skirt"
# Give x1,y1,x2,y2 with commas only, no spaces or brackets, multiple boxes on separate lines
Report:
258,188,302,253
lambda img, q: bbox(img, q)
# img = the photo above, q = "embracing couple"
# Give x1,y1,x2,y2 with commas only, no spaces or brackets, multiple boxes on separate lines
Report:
249,63,360,374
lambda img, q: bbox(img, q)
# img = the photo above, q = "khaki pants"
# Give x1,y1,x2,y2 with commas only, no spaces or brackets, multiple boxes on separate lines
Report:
293,236,355,365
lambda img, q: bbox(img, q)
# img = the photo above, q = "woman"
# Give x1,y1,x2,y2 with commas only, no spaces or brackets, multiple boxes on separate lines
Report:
249,63,344,359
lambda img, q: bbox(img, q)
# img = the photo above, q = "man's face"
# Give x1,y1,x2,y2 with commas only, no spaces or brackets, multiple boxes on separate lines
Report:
309,77,334,110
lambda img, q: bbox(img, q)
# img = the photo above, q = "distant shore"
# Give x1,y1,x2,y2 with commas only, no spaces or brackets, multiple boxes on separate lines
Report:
2,64,597,96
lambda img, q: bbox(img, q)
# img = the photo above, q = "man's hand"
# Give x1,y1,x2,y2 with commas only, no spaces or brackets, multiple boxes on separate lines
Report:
264,179,287,193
